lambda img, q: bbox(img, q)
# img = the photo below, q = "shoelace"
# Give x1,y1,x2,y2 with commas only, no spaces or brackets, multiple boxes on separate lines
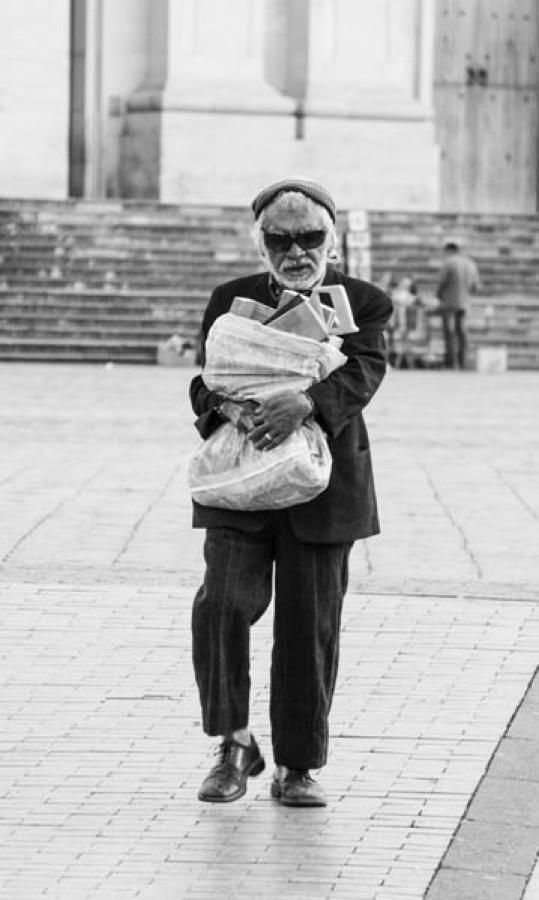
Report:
211,739,248,779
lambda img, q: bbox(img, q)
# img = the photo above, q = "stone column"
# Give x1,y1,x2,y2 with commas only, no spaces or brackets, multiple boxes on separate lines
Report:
101,0,152,196
121,0,296,202
0,0,70,198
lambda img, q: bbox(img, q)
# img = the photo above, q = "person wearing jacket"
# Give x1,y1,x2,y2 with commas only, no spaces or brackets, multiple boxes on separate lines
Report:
189,177,392,807
436,240,480,369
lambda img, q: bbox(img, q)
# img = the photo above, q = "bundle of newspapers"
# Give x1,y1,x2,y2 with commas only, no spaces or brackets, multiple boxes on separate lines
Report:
188,287,354,510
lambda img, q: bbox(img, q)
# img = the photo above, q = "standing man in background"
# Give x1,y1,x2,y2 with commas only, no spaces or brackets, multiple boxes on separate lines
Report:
437,240,480,369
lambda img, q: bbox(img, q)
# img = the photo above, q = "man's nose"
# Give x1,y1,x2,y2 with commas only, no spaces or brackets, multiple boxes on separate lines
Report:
287,240,304,256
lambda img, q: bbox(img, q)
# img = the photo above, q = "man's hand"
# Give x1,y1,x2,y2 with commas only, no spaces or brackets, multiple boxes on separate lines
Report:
219,399,257,433
249,392,313,450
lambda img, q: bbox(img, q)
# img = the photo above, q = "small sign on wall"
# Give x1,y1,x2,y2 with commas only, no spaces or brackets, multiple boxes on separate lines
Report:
345,210,371,281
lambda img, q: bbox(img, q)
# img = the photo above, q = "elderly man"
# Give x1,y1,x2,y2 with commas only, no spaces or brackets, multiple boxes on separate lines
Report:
189,177,392,806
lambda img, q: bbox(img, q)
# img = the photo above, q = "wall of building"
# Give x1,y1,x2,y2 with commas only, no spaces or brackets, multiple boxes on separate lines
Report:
119,0,439,210
0,0,536,212
0,0,70,198
434,0,538,212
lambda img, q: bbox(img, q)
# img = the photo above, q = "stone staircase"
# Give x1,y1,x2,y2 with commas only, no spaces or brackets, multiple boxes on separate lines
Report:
0,199,538,366
0,199,260,363
368,211,539,369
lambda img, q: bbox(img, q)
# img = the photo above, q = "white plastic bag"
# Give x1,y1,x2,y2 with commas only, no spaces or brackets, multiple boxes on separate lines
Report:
188,419,331,510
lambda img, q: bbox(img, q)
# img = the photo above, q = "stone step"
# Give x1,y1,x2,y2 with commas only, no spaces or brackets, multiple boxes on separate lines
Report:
0,225,250,244
0,285,206,298
372,265,539,288
0,323,195,340
0,264,259,280
0,336,157,363
1,197,539,367
4,257,537,277
0,305,202,324
368,210,539,299
0,318,535,350
3,289,536,311
0,301,203,317
0,275,245,291
0,338,536,367
0,240,258,268
0,303,203,318
0,307,202,322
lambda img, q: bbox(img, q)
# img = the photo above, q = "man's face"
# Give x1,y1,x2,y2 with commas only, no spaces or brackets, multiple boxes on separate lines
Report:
261,204,330,291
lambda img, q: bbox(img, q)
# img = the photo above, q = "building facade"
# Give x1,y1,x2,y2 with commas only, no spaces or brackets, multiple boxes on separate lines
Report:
0,0,537,212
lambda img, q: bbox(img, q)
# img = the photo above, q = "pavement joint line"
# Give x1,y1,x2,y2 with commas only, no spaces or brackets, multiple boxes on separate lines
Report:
2,574,539,604
0,466,31,488
1,461,108,564
493,466,539,523
112,461,185,566
419,461,482,580
363,539,373,575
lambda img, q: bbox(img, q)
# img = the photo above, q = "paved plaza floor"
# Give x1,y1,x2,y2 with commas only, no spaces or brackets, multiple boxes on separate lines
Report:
1,362,539,900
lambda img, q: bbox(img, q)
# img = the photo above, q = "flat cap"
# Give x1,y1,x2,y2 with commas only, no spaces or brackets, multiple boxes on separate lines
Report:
252,177,336,222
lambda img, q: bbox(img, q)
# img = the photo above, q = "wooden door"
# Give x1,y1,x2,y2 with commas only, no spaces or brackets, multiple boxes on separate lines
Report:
434,0,538,212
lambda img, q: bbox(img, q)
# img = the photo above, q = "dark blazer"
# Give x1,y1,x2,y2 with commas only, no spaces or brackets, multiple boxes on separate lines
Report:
437,254,480,310
189,266,392,543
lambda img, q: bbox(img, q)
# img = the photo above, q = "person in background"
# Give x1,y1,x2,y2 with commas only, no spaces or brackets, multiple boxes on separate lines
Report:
436,240,480,369
387,275,418,368
189,177,392,808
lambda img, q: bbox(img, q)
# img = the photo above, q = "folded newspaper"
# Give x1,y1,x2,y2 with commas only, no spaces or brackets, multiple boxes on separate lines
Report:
187,291,350,510
201,297,347,401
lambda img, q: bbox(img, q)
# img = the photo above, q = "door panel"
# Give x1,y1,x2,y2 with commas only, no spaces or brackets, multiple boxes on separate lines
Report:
434,0,538,212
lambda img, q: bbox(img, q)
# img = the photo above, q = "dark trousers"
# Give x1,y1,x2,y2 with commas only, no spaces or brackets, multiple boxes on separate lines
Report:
192,513,352,770
441,308,467,369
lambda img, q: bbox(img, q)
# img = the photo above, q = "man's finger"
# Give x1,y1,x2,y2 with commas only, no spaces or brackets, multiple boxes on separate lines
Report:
249,425,287,450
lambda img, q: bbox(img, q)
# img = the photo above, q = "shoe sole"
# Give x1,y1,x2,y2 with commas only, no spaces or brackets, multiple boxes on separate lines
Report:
198,756,265,803
270,780,327,807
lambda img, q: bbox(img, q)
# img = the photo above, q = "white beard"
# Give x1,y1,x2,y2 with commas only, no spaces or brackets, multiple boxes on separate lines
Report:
265,256,326,293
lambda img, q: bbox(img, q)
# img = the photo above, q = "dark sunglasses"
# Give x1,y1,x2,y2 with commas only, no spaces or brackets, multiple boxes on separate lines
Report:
262,229,327,252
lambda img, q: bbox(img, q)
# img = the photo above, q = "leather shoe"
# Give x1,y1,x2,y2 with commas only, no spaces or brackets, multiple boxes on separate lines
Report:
198,736,265,802
270,766,327,807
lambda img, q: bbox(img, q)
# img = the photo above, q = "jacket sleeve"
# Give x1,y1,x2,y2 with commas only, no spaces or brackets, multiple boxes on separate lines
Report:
306,288,392,440
189,380,225,439
189,287,229,438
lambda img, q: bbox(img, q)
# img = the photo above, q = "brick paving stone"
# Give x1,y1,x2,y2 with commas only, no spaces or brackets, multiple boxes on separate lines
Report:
1,364,539,898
